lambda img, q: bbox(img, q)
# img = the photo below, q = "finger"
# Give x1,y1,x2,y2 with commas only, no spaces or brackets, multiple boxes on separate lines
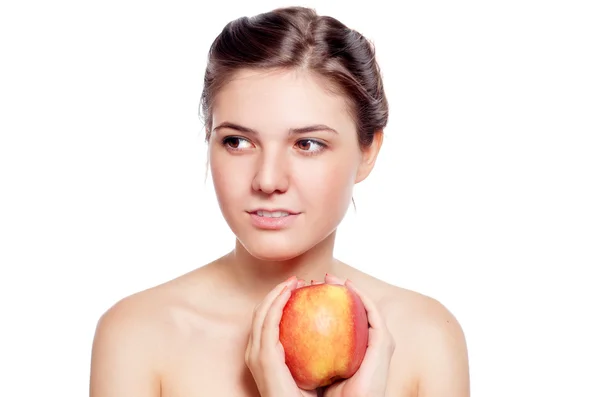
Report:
244,331,252,364
324,273,345,285
261,282,293,349
345,280,395,354
297,278,307,288
251,276,298,346
344,279,385,330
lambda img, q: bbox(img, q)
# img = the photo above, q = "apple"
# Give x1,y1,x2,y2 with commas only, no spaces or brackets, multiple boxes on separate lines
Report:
279,283,369,390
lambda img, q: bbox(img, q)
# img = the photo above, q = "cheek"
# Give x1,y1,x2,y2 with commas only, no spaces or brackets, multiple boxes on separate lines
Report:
210,154,251,206
294,156,357,205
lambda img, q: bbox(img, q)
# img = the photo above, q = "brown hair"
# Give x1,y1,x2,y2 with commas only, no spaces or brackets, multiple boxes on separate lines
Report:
199,6,389,149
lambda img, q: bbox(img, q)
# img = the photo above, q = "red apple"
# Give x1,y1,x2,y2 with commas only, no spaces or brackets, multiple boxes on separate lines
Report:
279,283,369,390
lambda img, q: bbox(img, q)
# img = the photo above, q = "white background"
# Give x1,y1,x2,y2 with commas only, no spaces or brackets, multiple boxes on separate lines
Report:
1,0,599,395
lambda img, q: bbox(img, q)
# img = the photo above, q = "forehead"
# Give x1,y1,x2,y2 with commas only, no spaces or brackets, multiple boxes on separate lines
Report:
212,68,355,135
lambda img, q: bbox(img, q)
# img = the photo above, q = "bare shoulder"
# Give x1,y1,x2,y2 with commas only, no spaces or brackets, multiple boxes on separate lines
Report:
384,286,470,396
378,281,466,343
90,285,167,396
338,265,470,396
89,263,220,397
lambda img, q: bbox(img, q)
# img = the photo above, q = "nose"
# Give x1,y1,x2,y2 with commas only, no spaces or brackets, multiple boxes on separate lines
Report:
251,148,289,195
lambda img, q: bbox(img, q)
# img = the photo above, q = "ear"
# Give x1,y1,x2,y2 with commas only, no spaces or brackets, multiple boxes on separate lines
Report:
355,130,384,184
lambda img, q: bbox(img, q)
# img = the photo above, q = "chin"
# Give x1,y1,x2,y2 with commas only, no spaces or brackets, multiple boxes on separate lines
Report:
237,226,336,262
237,234,312,261
226,211,341,262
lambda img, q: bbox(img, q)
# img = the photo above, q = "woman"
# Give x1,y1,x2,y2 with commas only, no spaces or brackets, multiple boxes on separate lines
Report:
89,6,470,397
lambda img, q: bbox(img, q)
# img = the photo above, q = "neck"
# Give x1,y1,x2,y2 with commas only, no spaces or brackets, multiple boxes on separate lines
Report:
223,231,340,300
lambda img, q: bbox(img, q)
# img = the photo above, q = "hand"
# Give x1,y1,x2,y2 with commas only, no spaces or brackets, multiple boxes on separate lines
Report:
245,276,319,397
317,274,396,397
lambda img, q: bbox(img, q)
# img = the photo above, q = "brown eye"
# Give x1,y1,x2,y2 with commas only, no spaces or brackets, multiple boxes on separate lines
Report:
225,137,240,148
297,140,311,151
222,136,252,150
295,139,325,154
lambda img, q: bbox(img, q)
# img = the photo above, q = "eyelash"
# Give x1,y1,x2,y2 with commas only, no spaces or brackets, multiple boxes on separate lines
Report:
221,136,327,156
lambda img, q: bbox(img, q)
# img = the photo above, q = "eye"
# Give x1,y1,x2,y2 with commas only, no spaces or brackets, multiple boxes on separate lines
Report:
222,136,253,151
295,139,326,154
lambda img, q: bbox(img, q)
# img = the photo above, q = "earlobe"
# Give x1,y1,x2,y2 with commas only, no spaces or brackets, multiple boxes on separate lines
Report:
355,130,384,183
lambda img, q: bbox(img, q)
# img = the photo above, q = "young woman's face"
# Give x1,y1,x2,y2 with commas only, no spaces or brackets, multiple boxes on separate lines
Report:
208,68,379,261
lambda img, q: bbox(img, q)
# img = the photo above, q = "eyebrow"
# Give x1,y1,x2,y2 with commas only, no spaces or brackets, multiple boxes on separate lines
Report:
212,121,338,135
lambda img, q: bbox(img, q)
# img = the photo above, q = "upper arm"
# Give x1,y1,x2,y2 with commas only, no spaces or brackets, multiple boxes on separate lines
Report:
414,298,470,397
89,297,162,397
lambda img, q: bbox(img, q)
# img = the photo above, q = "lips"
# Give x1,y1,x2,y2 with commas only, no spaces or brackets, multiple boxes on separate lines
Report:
255,210,291,218
247,209,301,230
248,209,300,217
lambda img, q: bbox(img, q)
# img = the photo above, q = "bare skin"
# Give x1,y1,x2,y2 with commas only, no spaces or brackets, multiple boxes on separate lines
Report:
89,250,469,396
90,67,469,396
